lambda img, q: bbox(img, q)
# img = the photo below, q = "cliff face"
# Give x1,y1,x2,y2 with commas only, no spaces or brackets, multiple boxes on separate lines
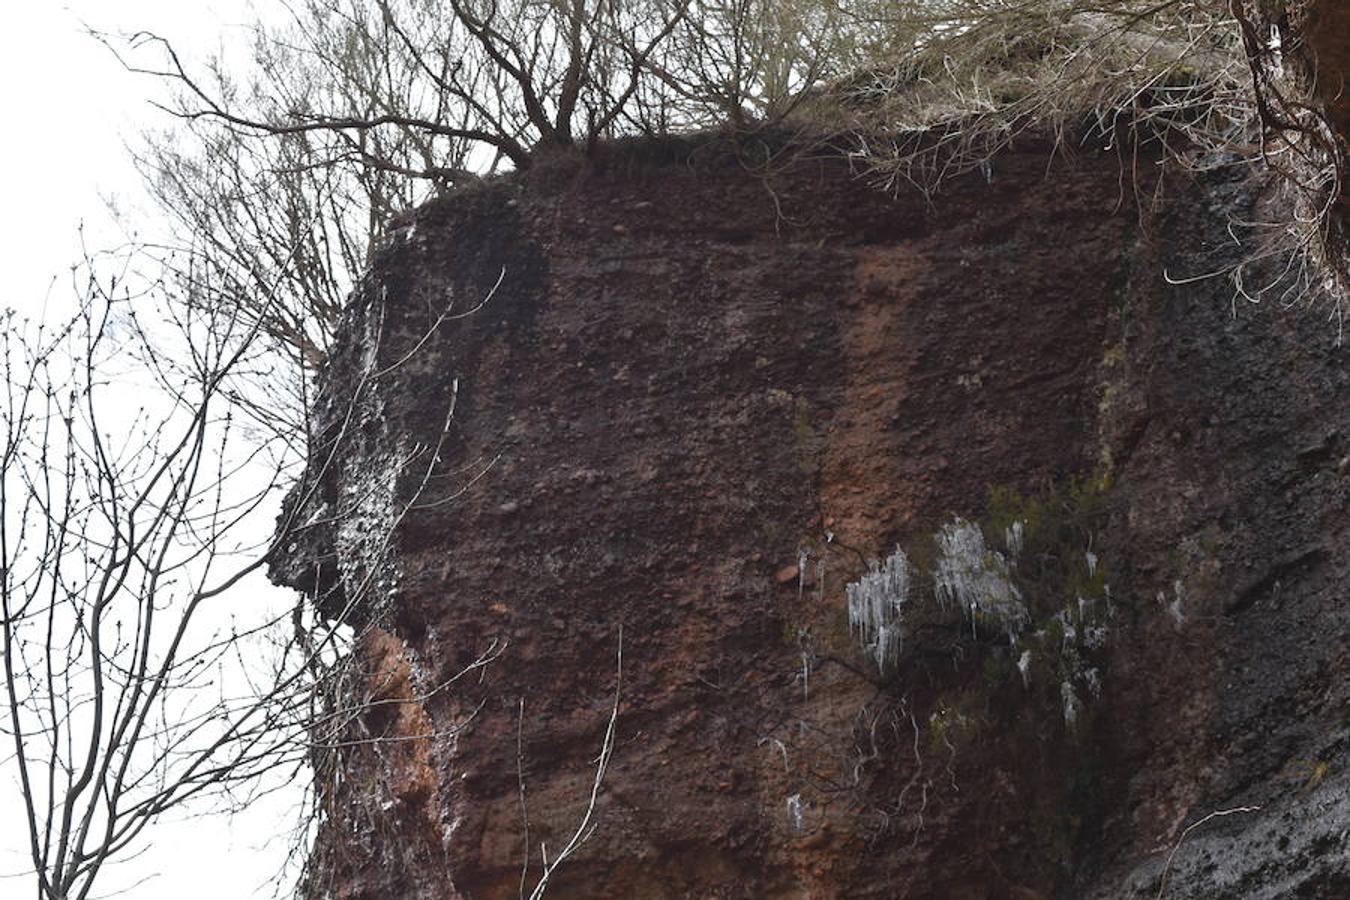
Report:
275,136,1350,899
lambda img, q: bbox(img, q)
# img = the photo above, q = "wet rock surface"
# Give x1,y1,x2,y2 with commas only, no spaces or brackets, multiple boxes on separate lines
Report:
274,136,1350,898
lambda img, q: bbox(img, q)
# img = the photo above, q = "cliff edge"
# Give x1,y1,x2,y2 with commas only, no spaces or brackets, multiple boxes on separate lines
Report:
274,136,1350,899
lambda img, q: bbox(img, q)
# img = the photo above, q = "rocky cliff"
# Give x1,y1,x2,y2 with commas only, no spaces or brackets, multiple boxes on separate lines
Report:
273,133,1350,899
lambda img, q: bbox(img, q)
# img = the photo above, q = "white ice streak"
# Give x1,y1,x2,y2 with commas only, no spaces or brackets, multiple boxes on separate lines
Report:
846,547,912,673
1061,680,1082,726
786,793,805,833
934,518,1028,639
1005,520,1025,558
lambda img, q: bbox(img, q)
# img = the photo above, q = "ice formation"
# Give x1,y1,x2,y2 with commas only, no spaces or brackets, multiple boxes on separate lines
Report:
846,547,912,674
786,793,805,833
1061,680,1082,726
933,518,1028,639
1159,579,1186,628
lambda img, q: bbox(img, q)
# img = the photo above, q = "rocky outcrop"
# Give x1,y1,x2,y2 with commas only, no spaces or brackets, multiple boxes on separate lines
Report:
274,135,1350,898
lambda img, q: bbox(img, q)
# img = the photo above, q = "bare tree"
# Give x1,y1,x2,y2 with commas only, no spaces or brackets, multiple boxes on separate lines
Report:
86,0,1347,375
97,0,884,369
94,0,692,367
1,258,297,898
0,241,494,899
639,0,880,129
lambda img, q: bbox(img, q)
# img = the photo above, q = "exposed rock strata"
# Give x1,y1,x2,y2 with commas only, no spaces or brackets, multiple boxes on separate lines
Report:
275,137,1350,899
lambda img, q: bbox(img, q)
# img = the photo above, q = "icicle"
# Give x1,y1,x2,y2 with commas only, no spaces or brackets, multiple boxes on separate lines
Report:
797,548,808,601
1082,668,1102,699
1161,580,1186,628
786,794,805,832
1061,681,1081,726
845,547,911,673
934,518,1027,639
1005,520,1025,558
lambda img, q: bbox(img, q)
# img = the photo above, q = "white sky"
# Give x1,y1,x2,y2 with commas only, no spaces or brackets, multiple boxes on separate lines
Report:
2,3,306,898
4,1,230,308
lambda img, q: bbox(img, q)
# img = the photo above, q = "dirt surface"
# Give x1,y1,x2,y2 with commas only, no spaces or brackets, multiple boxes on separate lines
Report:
274,134,1350,899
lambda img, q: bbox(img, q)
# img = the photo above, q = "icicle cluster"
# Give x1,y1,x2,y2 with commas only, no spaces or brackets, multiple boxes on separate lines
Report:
846,547,912,674
1005,520,1025,558
1061,680,1082,726
933,517,1028,639
786,793,805,833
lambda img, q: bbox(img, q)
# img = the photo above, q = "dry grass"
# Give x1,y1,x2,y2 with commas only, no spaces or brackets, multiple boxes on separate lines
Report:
836,3,1250,189
788,0,1345,325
